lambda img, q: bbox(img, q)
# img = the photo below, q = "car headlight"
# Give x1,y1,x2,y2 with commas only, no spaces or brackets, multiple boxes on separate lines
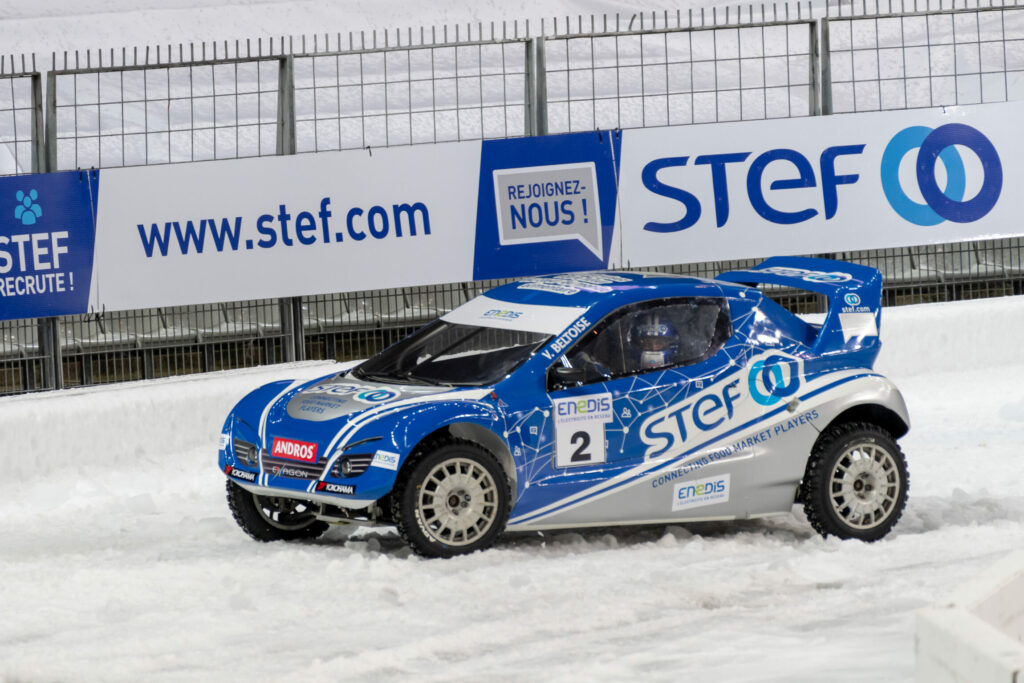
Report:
233,438,260,467
331,454,374,478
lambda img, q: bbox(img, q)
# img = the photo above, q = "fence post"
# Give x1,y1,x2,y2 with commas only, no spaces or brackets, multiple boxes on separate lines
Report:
817,18,833,116
525,37,548,136
275,54,305,362
40,70,64,389
31,74,44,174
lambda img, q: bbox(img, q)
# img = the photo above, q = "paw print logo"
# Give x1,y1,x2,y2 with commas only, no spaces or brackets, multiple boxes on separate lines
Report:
15,189,42,226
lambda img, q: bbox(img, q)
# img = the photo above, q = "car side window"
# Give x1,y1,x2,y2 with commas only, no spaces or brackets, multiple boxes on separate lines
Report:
561,298,731,385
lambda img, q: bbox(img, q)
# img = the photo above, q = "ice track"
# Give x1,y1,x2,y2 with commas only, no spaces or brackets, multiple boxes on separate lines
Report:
2,296,1024,682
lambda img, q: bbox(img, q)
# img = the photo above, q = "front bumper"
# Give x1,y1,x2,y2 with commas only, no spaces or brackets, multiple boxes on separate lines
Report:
226,476,377,509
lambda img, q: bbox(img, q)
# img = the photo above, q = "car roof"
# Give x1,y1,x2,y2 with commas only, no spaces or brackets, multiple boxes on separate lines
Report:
483,271,753,309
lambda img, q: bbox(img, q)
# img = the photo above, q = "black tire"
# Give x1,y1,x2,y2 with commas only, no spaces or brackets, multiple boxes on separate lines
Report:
226,479,329,542
802,422,909,542
391,439,511,558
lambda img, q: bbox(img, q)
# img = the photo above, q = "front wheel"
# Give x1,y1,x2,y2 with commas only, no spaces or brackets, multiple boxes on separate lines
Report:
226,479,329,542
801,422,909,542
392,440,510,558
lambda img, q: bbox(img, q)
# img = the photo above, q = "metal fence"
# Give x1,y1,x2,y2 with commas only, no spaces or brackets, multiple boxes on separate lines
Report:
2,1,1024,396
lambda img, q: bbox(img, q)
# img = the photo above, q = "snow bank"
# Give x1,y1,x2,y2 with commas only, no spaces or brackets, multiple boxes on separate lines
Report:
1,296,1021,485
0,361,336,483
876,296,1024,379
916,551,1024,683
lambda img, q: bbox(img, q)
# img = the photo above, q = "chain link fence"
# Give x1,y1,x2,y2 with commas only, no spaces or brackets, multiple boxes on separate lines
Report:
2,2,1023,395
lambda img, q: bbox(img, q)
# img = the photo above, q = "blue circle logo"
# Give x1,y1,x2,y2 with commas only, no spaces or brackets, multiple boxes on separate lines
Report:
880,124,1002,226
748,356,800,406
843,292,861,307
355,389,399,403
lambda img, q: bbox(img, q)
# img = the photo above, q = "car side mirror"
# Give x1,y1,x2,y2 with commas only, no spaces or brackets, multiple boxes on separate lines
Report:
550,364,587,390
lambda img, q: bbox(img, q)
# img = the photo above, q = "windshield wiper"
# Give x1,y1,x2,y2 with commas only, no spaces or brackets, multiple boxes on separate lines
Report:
399,370,452,387
354,371,406,385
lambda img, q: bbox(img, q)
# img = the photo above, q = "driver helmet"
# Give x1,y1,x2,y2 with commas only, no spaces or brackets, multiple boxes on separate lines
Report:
628,313,679,369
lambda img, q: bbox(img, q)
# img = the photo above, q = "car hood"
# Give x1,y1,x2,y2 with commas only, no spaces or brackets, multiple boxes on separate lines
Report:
283,374,454,422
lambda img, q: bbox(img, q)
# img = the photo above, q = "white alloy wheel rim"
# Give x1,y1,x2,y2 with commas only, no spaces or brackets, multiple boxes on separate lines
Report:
253,494,317,530
829,442,901,530
416,457,499,547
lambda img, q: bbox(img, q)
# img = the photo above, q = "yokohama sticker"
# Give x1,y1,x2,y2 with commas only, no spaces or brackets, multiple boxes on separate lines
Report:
225,465,256,482
271,437,318,462
316,482,356,495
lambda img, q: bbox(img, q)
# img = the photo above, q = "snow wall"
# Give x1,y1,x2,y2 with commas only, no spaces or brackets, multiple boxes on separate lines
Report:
2,295,1022,485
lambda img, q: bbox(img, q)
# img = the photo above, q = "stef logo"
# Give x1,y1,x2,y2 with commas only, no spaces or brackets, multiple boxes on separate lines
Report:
880,124,1002,227
748,355,801,406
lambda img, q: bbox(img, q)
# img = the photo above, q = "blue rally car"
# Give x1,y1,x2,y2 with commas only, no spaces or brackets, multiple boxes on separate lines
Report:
219,256,910,557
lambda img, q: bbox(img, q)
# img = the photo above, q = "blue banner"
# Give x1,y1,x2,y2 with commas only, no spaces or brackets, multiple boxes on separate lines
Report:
472,131,622,281
0,170,98,321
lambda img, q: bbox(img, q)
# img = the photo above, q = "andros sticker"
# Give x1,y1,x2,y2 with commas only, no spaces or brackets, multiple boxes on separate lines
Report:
271,437,318,462
672,473,730,511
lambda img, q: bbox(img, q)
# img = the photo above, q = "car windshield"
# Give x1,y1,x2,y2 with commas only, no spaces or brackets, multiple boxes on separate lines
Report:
352,320,551,387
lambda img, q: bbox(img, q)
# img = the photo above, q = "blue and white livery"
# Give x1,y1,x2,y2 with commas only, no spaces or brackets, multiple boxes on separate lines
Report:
219,256,910,557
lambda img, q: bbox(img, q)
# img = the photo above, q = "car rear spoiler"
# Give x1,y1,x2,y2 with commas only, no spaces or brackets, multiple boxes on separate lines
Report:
716,256,883,356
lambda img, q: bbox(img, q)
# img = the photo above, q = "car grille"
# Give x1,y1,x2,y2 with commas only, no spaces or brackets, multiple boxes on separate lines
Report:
260,450,325,479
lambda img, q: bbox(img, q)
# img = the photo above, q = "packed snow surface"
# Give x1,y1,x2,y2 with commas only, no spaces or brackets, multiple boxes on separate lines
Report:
1,295,1023,681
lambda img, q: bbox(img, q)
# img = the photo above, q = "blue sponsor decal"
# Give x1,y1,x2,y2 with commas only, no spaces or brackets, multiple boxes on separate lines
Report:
355,389,398,403
748,355,801,406
641,379,743,459
482,309,523,320
843,292,861,307
472,131,622,280
0,170,98,321
880,124,1002,226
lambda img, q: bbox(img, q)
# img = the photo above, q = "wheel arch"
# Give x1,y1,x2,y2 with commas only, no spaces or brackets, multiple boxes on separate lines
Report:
410,422,517,500
819,403,909,442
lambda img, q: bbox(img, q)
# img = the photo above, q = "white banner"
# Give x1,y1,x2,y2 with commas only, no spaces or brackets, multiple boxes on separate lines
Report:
618,101,1020,267
89,141,482,311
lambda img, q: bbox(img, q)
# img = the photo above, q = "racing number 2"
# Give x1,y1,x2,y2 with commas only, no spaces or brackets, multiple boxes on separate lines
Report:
570,431,591,462
553,393,612,468
555,423,607,468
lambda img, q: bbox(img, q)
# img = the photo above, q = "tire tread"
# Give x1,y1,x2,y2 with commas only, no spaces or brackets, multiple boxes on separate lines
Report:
801,421,909,542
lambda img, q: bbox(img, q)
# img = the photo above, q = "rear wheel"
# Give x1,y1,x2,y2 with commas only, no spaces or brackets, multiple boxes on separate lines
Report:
802,422,908,541
392,440,510,558
226,479,329,542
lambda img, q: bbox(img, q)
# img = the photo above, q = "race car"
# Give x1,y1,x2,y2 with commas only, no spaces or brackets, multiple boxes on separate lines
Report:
219,256,910,558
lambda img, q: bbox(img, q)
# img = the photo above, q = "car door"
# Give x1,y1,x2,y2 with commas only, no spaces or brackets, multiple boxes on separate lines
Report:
524,297,734,524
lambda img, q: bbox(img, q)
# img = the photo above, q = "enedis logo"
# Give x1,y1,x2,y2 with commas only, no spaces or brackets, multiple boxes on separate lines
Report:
881,123,1002,226
482,309,523,320
553,392,613,426
271,437,318,462
672,473,731,511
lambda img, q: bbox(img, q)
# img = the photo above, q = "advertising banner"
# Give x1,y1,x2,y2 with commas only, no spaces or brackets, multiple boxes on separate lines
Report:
0,101,1021,322
618,101,1018,266
89,129,621,313
0,170,98,320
